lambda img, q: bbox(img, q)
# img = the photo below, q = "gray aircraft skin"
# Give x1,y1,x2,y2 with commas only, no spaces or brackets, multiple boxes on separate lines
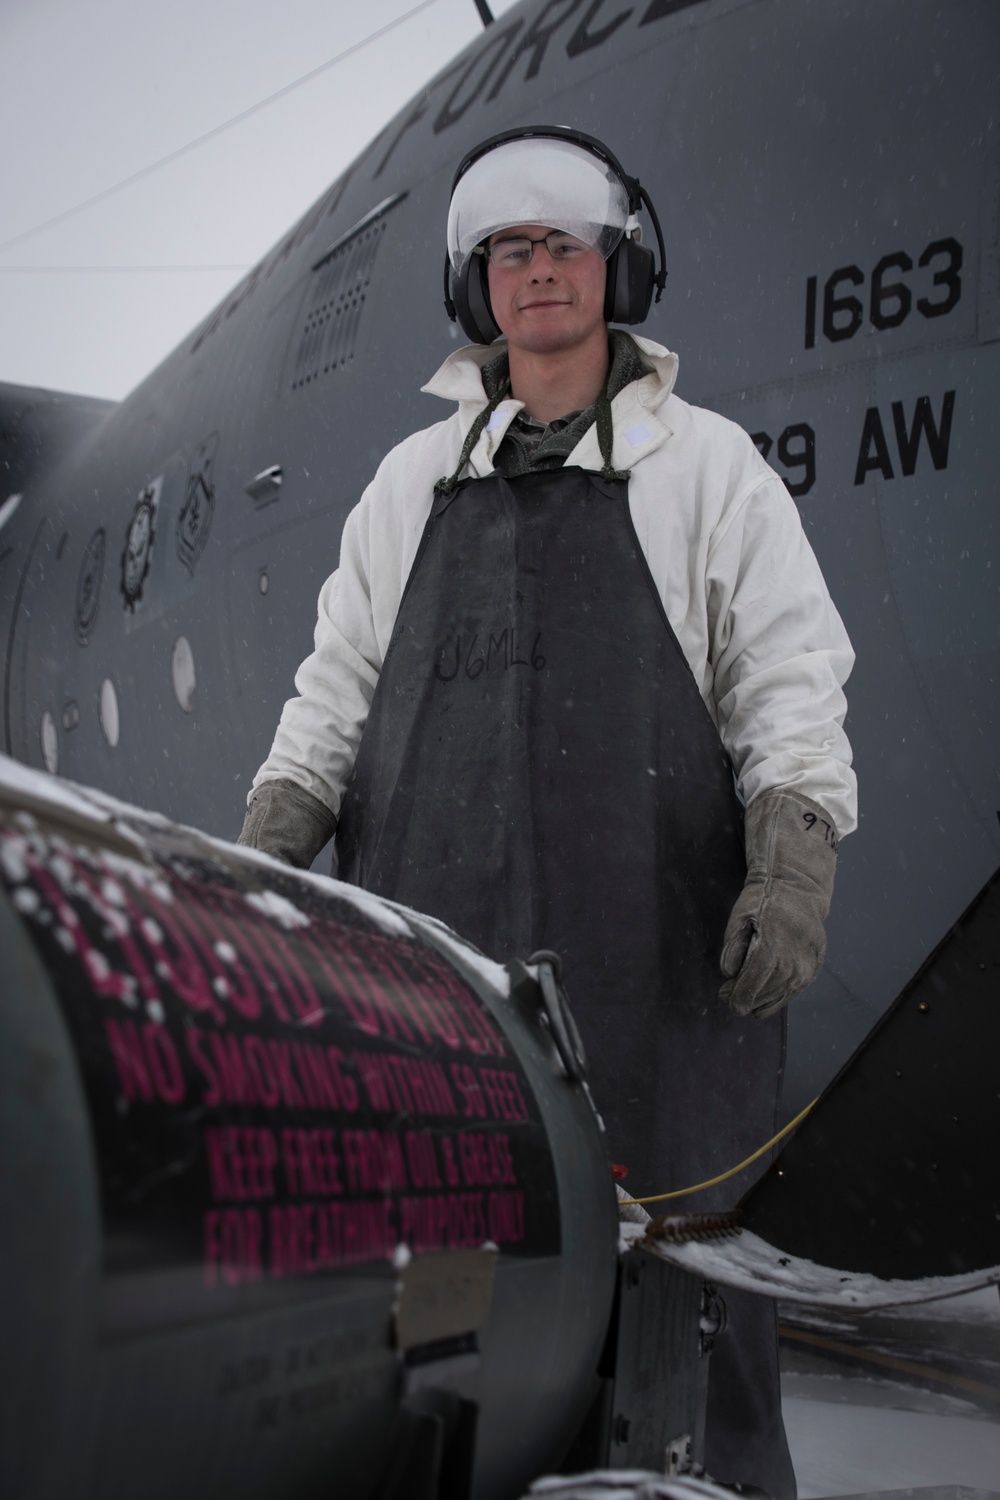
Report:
1,0,997,1119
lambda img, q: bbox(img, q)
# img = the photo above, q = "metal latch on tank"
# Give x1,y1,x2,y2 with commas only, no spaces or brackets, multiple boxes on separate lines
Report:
506,951,587,1081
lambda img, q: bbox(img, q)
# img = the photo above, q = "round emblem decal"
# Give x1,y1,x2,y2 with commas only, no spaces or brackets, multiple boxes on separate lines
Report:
75,527,106,644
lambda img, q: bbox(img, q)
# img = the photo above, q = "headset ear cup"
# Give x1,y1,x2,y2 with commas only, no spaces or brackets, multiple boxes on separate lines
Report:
604,239,655,324
603,243,627,323
627,240,656,323
452,256,502,344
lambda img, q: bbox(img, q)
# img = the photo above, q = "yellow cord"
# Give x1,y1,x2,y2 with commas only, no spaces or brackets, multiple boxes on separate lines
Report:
620,1096,819,1207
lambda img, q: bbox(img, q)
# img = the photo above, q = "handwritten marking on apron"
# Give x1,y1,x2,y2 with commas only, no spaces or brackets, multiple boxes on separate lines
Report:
433,628,546,684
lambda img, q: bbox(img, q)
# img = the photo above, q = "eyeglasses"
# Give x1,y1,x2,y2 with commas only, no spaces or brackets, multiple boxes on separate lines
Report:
480,231,593,270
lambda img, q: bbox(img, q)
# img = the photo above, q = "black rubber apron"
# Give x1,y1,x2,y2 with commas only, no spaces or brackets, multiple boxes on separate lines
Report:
337,465,784,1202
336,465,794,1496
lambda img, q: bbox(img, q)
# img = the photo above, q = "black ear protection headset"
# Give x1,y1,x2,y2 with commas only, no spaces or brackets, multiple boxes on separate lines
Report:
443,124,668,345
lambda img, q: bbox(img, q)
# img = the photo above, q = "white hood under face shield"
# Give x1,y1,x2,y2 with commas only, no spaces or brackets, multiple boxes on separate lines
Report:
446,136,632,273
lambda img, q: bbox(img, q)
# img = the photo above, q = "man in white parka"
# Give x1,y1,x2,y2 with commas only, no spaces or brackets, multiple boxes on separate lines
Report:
241,127,856,1498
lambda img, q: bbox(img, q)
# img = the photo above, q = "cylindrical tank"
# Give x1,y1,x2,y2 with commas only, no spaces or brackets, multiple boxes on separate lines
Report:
0,756,618,1500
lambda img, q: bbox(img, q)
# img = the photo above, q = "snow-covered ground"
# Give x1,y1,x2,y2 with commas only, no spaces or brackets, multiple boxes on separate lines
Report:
781,1288,1000,1497
784,1373,1000,1496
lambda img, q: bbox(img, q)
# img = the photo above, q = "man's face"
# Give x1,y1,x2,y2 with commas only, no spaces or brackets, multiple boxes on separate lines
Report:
486,224,607,357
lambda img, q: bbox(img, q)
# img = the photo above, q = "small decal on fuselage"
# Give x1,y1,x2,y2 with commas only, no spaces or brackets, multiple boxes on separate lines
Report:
120,478,162,612
177,433,219,575
76,527,106,643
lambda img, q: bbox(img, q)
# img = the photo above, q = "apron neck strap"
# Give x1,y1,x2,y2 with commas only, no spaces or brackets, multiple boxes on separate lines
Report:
435,376,630,496
436,378,510,496
595,389,630,484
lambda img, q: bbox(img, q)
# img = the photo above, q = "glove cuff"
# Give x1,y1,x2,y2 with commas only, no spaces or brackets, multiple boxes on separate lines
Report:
744,787,838,920
720,788,840,1017
237,778,337,869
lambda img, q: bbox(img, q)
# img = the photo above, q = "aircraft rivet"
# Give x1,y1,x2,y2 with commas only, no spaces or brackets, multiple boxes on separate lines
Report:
894,1069,902,1078
918,1001,930,1013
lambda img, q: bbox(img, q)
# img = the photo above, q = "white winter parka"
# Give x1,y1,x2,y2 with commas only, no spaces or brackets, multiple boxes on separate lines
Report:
253,336,857,836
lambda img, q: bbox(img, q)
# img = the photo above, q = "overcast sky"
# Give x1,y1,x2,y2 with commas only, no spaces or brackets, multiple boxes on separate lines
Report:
0,0,517,401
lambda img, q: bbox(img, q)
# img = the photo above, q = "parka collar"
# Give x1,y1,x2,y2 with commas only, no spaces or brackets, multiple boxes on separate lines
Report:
421,334,680,477
421,334,680,414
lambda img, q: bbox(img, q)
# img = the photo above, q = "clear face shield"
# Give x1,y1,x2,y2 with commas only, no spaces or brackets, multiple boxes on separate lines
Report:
447,136,632,274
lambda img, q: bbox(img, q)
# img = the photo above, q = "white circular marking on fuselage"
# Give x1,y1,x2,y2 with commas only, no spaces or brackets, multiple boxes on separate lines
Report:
40,711,58,773
99,678,120,747
171,635,196,713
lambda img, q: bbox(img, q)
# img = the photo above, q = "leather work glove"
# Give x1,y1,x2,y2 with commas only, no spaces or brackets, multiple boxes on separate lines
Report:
720,787,838,1019
237,778,337,870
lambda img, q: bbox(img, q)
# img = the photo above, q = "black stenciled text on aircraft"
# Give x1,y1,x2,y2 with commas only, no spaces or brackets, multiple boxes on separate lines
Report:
752,388,957,500
804,239,963,349
379,0,684,157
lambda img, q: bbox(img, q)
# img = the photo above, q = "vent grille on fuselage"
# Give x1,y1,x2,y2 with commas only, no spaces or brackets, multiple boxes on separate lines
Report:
289,219,386,391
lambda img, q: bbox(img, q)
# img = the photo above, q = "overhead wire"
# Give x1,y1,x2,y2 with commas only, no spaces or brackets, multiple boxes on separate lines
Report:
0,0,445,259
0,265,251,273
